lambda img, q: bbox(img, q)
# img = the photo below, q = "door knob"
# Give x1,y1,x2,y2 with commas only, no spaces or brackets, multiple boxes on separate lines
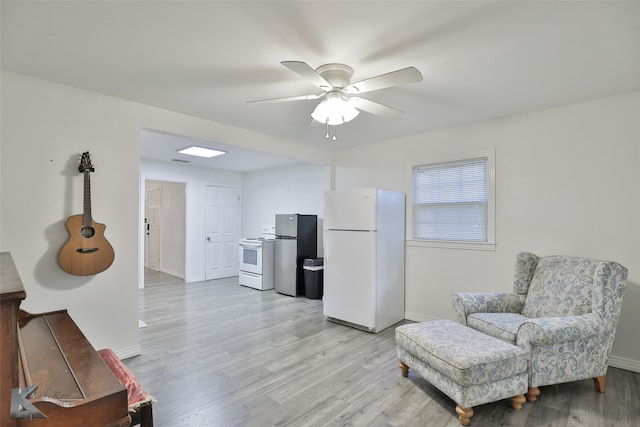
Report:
207,236,211,242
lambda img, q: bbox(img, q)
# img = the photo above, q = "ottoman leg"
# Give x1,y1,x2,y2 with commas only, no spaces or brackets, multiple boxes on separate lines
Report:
526,387,540,403
399,361,409,377
455,405,474,426
510,394,526,410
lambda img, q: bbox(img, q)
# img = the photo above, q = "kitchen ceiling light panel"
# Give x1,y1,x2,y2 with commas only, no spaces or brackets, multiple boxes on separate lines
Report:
178,146,226,158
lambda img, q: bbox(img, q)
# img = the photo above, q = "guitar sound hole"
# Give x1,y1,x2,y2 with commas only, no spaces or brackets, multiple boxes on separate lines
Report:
80,226,95,238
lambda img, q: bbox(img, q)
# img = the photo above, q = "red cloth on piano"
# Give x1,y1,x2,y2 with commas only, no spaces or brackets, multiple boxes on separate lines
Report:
98,348,156,412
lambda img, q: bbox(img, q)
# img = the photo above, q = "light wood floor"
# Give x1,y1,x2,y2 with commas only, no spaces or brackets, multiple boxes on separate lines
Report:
144,267,184,287
125,275,640,427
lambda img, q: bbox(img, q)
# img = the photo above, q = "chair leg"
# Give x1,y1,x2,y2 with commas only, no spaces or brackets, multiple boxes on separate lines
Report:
526,386,540,403
399,361,409,377
593,375,606,393
455,405,474,426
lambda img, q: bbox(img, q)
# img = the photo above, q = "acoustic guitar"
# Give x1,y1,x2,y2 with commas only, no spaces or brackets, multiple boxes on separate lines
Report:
59,152,115,275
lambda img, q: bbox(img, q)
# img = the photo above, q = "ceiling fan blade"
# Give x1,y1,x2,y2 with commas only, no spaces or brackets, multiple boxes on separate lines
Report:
281,61,332,90
350,97,404,120
345,67,423,94
246,93,323,104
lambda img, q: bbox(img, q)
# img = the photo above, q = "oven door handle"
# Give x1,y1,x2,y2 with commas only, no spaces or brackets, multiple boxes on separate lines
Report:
239,242,262,248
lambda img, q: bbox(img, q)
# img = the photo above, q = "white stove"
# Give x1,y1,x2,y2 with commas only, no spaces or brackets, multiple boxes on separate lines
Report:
238,238,274,290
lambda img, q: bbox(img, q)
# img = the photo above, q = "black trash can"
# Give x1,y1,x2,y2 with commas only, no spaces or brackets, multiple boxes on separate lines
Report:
303,258,324,299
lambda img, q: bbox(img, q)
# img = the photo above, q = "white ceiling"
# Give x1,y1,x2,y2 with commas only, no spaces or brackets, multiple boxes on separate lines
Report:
139,129,303,172
3,1,640,171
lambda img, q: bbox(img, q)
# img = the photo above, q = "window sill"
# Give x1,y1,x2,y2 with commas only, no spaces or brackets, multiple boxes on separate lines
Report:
406,239,496,251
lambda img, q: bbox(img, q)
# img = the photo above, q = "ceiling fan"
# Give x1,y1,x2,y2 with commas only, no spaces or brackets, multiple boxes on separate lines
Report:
248,61,423,140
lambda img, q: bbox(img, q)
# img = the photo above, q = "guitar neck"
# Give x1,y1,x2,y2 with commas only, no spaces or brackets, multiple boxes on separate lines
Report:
83,170,92,226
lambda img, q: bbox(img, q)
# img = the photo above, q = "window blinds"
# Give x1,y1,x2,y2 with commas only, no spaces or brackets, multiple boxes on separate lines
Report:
412,157,488,242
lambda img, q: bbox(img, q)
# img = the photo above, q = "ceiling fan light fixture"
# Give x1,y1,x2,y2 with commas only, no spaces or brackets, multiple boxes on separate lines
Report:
249,61,422,141
310,91,359,126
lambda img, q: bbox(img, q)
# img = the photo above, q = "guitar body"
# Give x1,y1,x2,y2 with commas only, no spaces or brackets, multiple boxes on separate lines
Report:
59,214,115,276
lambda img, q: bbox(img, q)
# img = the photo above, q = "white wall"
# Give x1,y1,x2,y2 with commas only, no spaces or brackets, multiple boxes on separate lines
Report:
241,162,330,238
332,91,640,371
0,70,329,356
1,72,141,356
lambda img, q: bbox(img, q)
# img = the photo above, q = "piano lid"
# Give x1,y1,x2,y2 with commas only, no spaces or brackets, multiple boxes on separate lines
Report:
19,314,84,400
17,310,128,413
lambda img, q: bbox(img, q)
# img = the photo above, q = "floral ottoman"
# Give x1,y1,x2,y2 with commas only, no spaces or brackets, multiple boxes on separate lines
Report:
395,320,528,425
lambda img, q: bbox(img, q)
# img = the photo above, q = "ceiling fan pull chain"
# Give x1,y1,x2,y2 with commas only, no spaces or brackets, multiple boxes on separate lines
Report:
325,119,330,139
332,125,337,141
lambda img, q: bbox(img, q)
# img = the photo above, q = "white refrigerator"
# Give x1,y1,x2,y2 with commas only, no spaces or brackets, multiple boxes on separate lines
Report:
323,187,405,333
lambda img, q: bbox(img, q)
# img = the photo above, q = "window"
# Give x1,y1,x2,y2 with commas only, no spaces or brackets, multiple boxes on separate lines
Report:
410,150,495,250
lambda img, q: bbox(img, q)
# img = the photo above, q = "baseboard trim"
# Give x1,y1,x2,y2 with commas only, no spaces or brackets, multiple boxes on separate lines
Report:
160,267,184,279
404,313,640,373
609,355,640,373
404,312,441,323
114,344,142,360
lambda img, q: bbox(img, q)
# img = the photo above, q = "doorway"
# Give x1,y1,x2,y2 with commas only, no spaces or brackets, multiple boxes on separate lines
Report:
144,180,186,283
205,185,240,280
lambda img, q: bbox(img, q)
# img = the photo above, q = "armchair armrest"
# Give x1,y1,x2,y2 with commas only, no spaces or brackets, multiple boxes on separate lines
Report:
517,314,603,347
451,292,525,325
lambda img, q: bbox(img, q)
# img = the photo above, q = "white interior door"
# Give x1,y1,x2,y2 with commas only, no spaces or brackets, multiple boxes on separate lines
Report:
146,188,161,270
205,186,240,280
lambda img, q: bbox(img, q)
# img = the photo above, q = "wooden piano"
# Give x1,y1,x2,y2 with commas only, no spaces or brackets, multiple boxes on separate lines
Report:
1,252,131,427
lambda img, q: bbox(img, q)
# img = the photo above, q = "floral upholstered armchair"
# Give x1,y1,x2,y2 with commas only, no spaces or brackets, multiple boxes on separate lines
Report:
451,252,627,402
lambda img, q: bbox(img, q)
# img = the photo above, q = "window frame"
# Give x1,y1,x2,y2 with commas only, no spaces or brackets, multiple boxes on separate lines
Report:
407,149,496,251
